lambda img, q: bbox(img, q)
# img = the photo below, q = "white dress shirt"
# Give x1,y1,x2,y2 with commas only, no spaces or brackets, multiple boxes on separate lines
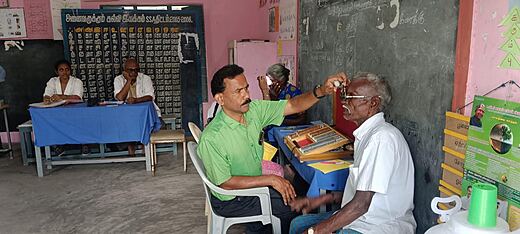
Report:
341,112,416,233
43,76,83,99
113,72,161,117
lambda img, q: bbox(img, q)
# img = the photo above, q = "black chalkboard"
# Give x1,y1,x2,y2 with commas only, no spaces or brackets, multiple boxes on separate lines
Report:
0,40,64,130
61,7,206,130
299,0,459,232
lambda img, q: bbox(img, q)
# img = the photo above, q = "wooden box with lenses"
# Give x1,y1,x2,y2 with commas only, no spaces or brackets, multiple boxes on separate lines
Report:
284,124,352,161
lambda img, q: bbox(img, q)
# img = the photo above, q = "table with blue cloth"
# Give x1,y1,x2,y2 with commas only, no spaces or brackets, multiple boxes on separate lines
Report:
29,101,161,177
271,126,349,198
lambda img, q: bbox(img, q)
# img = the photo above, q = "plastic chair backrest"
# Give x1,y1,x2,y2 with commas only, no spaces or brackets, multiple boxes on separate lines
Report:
187,141,281,234
188,122,202,143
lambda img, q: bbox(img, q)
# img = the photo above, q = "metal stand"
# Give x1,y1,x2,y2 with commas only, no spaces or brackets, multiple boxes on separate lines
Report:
0,104,13,159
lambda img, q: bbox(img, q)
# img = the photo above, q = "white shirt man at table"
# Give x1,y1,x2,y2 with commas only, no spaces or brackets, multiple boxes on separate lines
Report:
114,58,161,155
114,58,159,107
288,72,416,234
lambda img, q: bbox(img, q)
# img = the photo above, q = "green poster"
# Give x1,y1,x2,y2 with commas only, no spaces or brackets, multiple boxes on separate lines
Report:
465,96,520,191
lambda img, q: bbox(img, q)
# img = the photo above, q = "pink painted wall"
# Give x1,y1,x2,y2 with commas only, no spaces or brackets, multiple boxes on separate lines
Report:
1,0,297,143
234,41,278,100
464,0,520,115
81,0,271,123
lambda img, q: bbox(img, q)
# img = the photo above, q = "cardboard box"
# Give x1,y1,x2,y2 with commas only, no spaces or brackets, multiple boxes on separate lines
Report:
443,129,467,155
439,180,462,196
442,146,465,172
508,205,520,231
441,163,463,190
445,112,470,135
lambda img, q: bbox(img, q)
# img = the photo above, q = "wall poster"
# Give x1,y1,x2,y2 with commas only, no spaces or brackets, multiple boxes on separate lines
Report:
0,8,26,39
463,95,520,229
269,6,279,32
279,0,296,40
465,95,520,191
0,0,8,8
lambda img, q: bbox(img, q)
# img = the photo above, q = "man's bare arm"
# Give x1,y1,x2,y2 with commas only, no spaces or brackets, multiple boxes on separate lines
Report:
220,175,296,205
312,190,374,233
284,73,347,116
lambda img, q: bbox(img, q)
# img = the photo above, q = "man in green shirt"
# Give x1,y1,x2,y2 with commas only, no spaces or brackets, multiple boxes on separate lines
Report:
198,64,346,233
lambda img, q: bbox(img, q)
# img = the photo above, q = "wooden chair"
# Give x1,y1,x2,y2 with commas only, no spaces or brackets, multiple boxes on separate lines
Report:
149,129,186,176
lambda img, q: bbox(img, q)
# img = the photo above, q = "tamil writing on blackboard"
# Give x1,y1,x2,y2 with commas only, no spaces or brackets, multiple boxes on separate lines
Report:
312,0,401,32
328,0,389,16
399,9,425,25
65,13,193,25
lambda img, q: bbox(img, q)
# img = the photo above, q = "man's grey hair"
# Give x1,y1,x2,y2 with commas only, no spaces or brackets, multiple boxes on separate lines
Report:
352,72,392,112
266,63,290,82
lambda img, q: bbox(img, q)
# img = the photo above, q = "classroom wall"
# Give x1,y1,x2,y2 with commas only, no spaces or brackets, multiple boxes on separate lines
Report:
199,0,298,124
82,0,298,126
81,0,272,125
462,0,520,115
0,0,274,143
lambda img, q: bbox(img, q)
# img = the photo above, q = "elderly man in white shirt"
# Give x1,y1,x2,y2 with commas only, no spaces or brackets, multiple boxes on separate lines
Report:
289,72,416,234
113,58,161,156
43,59,83,103
113,58,161,117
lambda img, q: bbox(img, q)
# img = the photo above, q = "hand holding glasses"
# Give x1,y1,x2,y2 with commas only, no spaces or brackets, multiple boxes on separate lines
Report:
336,80,380,101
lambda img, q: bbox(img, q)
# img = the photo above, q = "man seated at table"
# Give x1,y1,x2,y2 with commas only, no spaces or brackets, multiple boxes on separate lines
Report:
288,72,416,234
114,58,161,155
197,64,347,233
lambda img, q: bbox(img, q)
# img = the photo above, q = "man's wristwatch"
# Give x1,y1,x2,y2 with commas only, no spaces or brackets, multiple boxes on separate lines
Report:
313,85,324,99
307,227,315,234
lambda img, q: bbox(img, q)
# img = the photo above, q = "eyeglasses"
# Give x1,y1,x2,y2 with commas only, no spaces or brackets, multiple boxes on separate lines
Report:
341,95,381,101
125,68,140,73
258,130,265,145
344,95,375,99
339,85,381,101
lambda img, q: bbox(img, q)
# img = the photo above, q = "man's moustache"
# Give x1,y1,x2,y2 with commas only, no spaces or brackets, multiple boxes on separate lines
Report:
242,98,252,106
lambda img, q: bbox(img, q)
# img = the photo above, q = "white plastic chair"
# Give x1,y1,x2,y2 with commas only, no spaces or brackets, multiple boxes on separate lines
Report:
188,122,202,143
188,141,281,234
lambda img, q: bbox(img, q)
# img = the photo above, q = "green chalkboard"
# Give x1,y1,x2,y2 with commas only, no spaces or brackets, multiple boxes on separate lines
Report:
298,0,459,232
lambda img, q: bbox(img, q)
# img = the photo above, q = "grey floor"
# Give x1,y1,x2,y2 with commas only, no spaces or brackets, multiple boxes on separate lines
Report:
0,144,245,234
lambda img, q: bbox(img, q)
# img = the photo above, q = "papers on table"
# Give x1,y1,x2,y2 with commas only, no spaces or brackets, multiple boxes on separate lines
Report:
29,100,66,108
99,100,124,106
29,99,83,108
308,159,352,174
263,141,278,161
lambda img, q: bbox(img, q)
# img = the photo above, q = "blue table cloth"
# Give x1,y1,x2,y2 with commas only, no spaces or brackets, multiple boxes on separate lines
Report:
29,101,161,147
272,126,349,198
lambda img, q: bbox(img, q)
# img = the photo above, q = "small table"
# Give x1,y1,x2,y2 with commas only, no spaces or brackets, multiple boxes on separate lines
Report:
17,120,34,165
29,101,161,177
0,104,13,159
272,126,349,198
